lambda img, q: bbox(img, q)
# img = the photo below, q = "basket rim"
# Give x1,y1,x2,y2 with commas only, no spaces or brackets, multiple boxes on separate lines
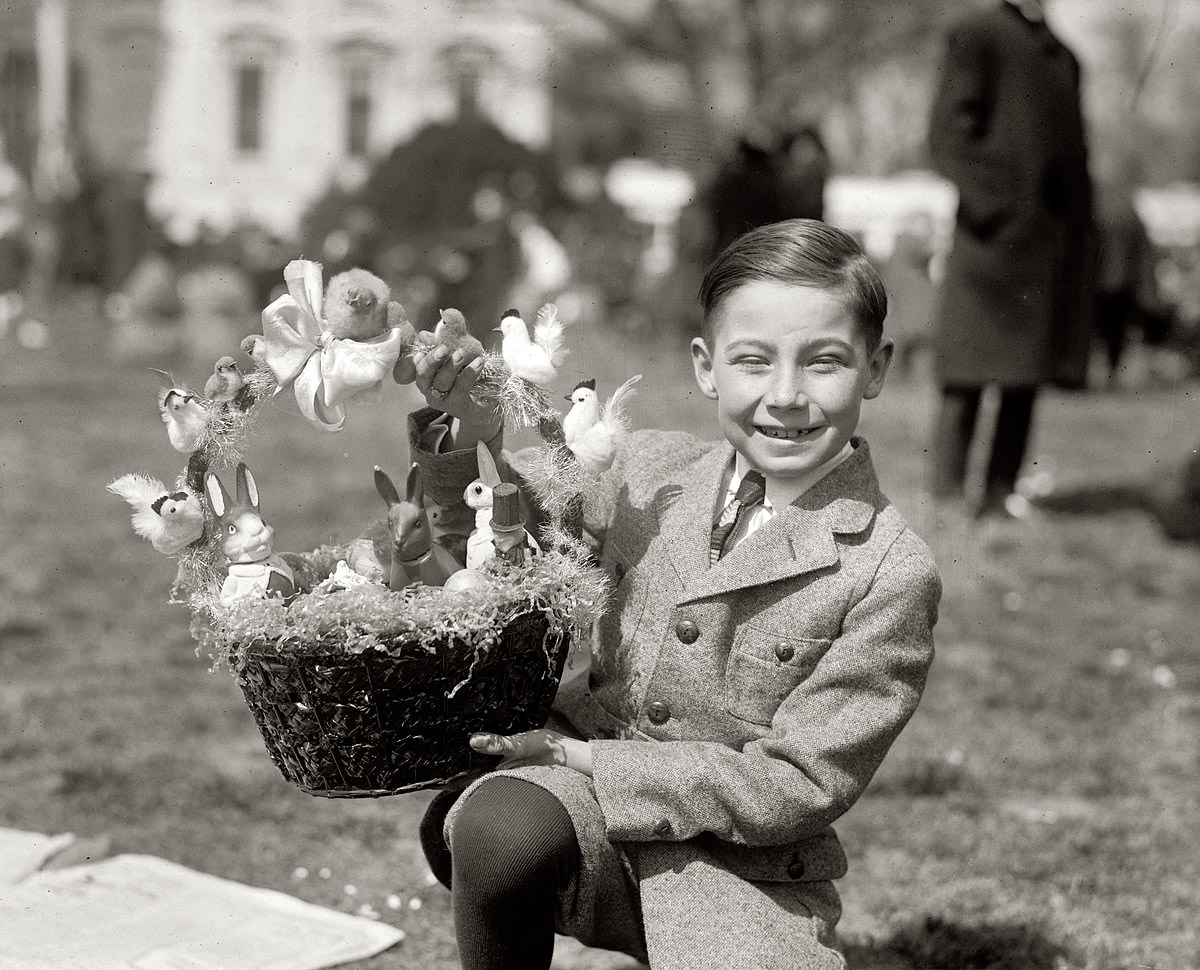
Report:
228,605,553,661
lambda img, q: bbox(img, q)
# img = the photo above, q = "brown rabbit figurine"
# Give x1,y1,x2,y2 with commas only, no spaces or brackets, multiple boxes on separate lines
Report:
375,463,460,590
205,463,295,606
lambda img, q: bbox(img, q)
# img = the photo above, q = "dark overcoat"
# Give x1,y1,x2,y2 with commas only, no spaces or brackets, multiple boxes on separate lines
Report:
928,1,1096,388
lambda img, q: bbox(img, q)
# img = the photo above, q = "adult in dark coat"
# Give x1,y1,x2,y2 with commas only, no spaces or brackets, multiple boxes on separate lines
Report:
927,0,1096,517
705,137,783,262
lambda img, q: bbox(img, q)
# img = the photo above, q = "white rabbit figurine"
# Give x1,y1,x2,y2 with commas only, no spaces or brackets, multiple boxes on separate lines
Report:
464,442,503,570
204,463,295,606
463,442,541,569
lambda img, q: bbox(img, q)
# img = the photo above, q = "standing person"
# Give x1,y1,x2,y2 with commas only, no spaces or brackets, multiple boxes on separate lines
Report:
927,0,1096,518
705,136,783,261
776,125,830,223
403,220,940,970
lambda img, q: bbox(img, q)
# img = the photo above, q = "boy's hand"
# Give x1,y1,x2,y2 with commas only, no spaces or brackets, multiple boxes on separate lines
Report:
413,344,501,442
470,729,593,777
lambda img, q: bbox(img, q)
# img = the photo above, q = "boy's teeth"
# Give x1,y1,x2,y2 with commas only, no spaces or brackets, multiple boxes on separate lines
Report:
760,426,809,439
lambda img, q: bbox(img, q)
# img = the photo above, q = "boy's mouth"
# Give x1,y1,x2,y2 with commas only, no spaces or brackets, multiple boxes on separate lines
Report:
757,425,818,440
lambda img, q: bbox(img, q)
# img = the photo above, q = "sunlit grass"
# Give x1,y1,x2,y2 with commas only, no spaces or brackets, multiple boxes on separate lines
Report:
1,292,1197,968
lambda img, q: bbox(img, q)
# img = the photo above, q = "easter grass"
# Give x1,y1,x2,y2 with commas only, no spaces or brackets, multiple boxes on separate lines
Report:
192,546,610,672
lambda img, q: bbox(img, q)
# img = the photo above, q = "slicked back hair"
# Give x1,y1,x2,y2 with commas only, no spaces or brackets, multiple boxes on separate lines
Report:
698,219,887,353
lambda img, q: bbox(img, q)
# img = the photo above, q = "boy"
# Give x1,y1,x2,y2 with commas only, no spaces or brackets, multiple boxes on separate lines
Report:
406,219,940,970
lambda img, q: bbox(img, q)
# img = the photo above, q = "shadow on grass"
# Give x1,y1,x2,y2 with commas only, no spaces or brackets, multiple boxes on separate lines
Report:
870,914,1073,970
1032,481,1200,543
1031,482,1152,515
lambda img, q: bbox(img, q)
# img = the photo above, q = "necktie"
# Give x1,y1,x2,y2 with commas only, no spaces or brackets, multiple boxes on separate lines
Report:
710,471,766,564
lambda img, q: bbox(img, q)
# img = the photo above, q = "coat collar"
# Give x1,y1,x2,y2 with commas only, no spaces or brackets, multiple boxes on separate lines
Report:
660,438,881,603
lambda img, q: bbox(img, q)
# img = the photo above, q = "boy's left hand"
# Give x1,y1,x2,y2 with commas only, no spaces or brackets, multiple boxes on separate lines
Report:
470,729,593,776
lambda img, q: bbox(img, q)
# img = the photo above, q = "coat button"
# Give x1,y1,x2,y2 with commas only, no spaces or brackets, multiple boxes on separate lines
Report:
675,619,700,644
654,818,672,836
647,701,671,724
786,853,806,879
774,642,795,662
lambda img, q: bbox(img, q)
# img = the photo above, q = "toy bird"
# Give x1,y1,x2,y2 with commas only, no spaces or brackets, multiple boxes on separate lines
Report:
240,333,268,364
433,308,484,364
497,303,567,387
563,373,642,474
155,374,210,454
107,473,206,555
322,267,393,341
204,356,244,404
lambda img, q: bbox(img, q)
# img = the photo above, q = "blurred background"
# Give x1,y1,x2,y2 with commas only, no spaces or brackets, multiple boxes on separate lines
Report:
1,3,1199,969
0,0,1198,374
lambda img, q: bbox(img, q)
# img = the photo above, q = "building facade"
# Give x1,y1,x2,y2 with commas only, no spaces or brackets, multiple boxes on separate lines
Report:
0,0,553,243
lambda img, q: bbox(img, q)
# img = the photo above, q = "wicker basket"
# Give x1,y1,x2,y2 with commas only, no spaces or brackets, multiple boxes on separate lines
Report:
232,608,568,797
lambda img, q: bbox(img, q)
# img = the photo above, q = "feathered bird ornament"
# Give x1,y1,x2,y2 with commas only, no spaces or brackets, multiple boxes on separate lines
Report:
106,473,206,555
154,372,210,454
203,356,244,404
497,303,567,386
433,308,485,364
562,373,642,474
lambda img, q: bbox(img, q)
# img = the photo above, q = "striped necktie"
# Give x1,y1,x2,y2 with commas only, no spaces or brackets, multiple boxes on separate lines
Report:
709,471,766,564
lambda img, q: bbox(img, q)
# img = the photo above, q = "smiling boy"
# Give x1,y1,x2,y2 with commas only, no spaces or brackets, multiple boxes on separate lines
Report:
406,219,941,970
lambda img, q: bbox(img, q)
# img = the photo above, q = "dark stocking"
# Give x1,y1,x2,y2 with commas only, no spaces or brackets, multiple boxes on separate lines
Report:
449,776,579,970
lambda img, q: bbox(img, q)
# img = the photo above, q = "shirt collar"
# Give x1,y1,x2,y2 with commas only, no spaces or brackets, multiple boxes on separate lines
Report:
728,441,856,512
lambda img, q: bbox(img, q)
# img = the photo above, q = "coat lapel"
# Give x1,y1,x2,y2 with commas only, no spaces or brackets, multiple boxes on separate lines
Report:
674,440,882,604
659,443,733,594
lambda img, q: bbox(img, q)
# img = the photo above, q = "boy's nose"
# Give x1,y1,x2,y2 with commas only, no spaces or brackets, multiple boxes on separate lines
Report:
767,375,809,408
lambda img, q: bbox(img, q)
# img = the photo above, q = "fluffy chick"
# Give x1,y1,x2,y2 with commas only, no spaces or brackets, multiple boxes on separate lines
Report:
203,356,244,404
562,373,642,474
497,303,567,386
322,268,393,341
107,473,206,555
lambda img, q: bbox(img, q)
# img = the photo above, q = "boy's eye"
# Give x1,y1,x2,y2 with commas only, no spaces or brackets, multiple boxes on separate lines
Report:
809,356,845,371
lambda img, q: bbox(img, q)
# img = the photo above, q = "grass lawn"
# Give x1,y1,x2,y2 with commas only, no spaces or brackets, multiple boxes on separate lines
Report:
1,293,1197,969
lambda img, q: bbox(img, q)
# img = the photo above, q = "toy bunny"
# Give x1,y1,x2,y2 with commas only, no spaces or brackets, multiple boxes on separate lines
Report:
463,442,541,569
463,441,503,570
204,463,295,606
375,463,460,590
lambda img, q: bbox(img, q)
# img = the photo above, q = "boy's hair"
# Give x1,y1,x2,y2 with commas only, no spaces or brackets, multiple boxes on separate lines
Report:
698,219,888,352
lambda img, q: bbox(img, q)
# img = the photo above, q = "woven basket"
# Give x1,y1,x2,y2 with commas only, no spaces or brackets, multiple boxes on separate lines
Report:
232,609,568,797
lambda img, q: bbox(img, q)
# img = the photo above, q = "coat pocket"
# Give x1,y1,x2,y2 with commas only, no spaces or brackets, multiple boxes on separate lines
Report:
725,625,831,726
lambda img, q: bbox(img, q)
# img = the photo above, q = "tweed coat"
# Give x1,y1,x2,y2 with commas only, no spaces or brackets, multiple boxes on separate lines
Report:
410,416,941,967
928,0,1096,389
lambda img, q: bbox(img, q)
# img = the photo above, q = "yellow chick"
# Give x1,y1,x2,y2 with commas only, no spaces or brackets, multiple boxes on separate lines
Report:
322,268,393,341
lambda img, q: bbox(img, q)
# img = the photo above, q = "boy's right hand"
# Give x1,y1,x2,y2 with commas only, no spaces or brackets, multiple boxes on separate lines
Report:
413,344,501,443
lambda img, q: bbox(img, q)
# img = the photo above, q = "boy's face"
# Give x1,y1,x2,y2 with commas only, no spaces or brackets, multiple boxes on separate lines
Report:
691,280,892,482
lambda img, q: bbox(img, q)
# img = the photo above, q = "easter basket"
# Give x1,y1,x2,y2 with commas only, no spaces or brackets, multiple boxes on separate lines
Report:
207,552,588,796
111,260,630,798
233,608,562,797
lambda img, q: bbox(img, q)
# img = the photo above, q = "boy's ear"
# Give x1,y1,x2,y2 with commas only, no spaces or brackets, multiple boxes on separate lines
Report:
862,338,894,400
691,337,719,400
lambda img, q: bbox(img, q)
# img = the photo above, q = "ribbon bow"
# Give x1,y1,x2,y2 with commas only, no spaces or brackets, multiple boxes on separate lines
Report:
258,260,404,431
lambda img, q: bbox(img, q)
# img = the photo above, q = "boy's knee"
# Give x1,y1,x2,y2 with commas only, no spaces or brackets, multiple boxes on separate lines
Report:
451,776,577,892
